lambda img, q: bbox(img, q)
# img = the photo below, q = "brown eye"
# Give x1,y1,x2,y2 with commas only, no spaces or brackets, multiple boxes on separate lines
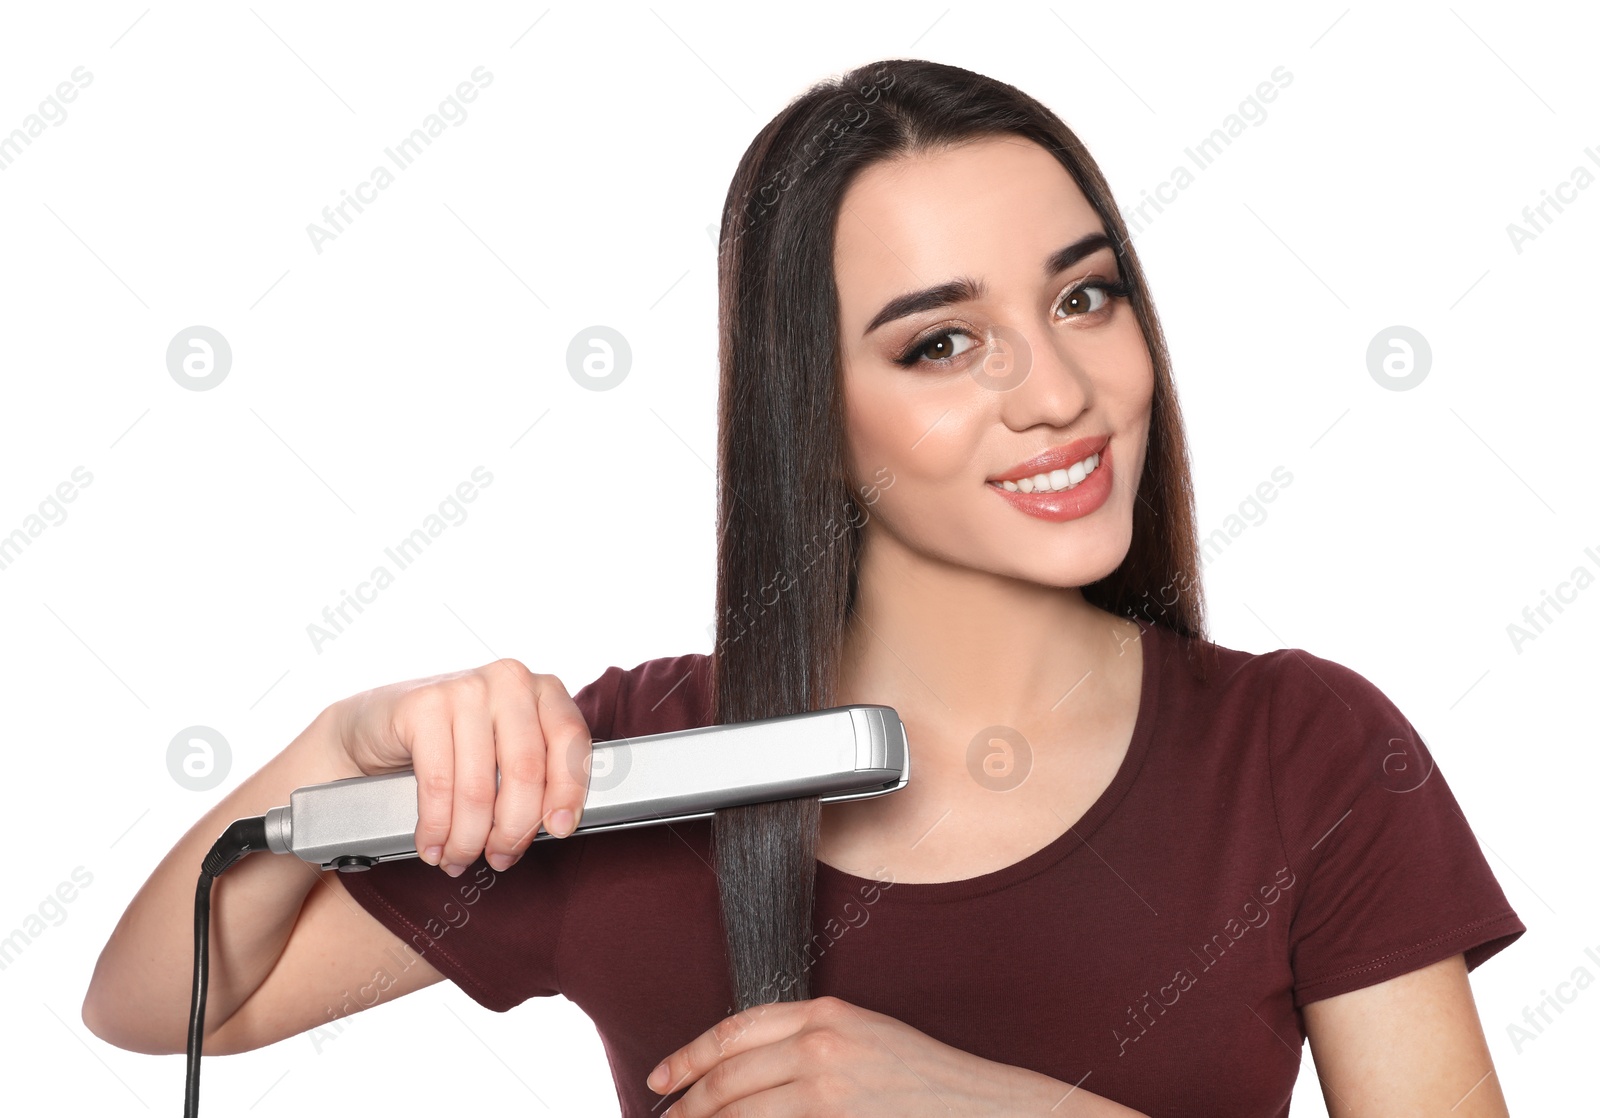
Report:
1057,278,1132,319
896,330,976,368
1060,284,1109,316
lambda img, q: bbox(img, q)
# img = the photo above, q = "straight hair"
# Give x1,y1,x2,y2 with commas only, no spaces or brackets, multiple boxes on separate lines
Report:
708,57,1212,1014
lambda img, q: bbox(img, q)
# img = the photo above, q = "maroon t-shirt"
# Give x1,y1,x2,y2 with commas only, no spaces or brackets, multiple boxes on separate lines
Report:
338,619,1524,1116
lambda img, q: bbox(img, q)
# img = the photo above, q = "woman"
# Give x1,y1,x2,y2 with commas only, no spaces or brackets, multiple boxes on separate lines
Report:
84,59,1523,1116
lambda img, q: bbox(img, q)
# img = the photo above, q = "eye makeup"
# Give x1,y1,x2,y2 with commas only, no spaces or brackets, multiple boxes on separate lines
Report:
890,275,1132,369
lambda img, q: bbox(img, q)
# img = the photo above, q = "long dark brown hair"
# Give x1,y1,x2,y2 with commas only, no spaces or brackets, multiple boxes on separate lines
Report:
707,57,1211,1014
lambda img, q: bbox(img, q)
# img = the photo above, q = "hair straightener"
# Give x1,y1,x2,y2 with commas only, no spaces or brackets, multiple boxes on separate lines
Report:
183,704,910,1116
260,704,909,870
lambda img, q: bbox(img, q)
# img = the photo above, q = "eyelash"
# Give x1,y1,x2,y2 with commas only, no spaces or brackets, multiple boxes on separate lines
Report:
891,277,1133,369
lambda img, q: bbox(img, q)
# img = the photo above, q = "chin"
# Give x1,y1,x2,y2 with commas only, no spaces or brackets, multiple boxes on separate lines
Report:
1003,528,1131,588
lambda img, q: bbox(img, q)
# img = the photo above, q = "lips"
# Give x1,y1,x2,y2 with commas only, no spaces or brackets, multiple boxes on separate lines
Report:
987,434,1111,484
986,439,1114,522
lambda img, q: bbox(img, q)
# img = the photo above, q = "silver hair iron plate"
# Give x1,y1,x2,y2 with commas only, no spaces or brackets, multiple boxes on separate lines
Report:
263,704,909,870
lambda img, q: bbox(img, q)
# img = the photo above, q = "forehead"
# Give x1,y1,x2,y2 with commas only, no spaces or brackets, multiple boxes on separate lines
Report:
833,136,1103,322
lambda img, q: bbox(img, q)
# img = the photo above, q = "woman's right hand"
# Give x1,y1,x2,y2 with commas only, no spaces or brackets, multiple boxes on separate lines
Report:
329,659,593,876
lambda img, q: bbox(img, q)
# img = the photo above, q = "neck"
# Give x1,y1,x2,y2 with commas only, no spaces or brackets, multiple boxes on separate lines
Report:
836,527,1139,738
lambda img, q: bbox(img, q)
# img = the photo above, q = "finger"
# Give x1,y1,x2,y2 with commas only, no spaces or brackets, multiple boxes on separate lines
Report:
441,680,496,875
661,1047,805,1118
405,687,456,866
649,999,802,1097
482,682,548,871
534,674,592,838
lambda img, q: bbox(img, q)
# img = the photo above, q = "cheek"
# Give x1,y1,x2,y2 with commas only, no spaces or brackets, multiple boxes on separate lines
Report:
1113,319,1156,402
1134,342,1156,401
845,368,986,489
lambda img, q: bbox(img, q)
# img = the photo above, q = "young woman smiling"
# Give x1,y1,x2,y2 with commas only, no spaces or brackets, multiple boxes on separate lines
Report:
86,59,1523,1118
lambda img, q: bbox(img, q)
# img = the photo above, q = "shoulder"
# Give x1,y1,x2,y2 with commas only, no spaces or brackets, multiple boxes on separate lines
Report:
1245,641,1466,887
1265,642,1405,719
572,651,714,740
1153,627,1434,841
1163,625,1412,757
1257,642,1428,794
1143,622,1293,724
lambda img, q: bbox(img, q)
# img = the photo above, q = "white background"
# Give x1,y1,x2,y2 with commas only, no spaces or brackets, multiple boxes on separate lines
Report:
1,1,1593,1113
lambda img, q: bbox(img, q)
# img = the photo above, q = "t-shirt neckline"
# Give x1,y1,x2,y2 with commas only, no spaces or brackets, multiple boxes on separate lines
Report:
814,616,1166,904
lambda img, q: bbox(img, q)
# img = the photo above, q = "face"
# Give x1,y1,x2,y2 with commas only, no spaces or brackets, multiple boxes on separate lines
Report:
834,134,1155,589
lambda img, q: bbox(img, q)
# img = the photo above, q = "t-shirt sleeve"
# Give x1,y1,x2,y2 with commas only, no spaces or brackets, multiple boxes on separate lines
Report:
1266,647,1526,1007
334,662,626,1012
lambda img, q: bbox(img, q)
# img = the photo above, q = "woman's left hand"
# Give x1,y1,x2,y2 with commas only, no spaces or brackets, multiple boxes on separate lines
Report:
646,994,1050,1116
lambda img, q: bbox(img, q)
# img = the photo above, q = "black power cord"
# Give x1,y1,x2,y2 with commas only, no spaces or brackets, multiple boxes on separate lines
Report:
187,815,272,1117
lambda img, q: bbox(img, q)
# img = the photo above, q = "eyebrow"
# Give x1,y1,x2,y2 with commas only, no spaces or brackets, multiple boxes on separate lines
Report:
861,231,1117,337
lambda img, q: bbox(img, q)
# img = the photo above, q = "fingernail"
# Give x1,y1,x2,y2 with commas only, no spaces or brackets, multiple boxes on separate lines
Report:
442,863,465,877
422,845,443,865
549,809,573,838
487,852,512,872
648,1062,668,1091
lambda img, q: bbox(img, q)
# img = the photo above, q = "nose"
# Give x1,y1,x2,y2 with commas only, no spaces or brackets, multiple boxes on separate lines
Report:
981,322,1092,429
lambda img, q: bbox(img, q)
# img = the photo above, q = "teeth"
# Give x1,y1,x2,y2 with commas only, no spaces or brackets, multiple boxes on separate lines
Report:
996,452,1100,494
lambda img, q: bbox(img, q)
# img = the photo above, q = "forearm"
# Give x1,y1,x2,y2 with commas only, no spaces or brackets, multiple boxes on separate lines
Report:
80,704,363,1053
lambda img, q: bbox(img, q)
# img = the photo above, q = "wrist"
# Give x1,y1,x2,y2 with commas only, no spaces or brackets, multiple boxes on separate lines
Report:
289,702,365,783
995,1063,1147,1117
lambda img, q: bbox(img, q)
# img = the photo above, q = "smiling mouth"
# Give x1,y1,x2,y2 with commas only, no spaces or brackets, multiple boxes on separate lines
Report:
987,450,1102,494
